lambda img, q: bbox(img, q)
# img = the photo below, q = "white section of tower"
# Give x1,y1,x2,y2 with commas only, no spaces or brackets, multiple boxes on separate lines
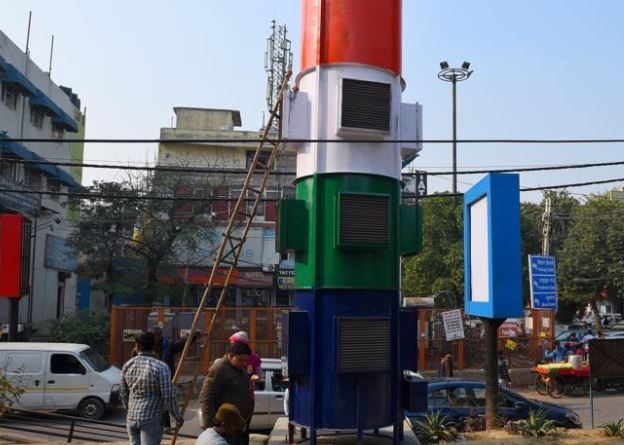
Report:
282,64,422,181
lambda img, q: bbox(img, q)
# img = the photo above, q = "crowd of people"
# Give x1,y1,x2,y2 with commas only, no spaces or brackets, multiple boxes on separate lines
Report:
544,324,604,363
120,328,262,445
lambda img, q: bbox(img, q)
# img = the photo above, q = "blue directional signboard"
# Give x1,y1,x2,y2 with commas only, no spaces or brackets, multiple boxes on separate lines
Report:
529,255,557,310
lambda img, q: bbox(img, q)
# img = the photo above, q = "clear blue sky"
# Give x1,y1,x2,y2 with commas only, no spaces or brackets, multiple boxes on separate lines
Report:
2,1,624,202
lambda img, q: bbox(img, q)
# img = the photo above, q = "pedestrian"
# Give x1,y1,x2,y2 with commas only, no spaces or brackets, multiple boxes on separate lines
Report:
544,341,567,363
121,332,184,445
149,325,199,431
581,329,594,344
497,350,511,388
149,325,200,374
228,331,262,431
196,403,246,445
437,352,453,377
200,341,253,445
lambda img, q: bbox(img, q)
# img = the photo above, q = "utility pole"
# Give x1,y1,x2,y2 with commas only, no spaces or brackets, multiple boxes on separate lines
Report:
541,197,552,256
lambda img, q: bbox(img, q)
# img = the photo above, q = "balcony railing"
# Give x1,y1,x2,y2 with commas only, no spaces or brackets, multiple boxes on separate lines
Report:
0,175,41,217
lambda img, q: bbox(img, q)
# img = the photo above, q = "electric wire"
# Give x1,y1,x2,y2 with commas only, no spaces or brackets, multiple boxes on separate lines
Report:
5,137,624,144
3,176,624,201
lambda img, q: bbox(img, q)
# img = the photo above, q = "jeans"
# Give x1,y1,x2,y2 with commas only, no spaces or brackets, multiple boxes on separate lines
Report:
127,414,163,445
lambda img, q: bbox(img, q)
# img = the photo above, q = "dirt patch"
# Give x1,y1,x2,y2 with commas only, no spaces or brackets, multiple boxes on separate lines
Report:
463,428,624,444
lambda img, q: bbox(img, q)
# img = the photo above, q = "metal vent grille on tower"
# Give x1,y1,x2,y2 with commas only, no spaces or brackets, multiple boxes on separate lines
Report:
337,318,390,373
341,79,391,132
339,193,389,246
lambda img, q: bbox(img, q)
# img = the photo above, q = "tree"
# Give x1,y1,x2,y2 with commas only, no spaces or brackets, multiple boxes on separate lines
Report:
72,172,218,306
558,193,624,328
402,195,464,303
70,181,139,310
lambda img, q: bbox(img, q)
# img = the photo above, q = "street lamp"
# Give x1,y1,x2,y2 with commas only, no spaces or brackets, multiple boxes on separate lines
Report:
438,61,474,203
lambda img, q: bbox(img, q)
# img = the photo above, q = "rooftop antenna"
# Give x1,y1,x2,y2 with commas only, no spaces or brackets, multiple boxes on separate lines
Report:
264,20,292,131
19,11,33,140
48,34,55,77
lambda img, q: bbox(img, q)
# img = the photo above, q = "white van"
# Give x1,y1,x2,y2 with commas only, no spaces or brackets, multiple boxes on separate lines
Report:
0,343,121,419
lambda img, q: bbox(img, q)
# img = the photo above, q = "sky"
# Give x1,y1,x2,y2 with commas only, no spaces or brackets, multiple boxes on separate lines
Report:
2,1,624,203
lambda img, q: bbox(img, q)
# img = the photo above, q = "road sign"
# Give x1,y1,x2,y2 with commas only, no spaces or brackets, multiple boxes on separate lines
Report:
441,309,465,341
402,171,427,196
529,255,558,310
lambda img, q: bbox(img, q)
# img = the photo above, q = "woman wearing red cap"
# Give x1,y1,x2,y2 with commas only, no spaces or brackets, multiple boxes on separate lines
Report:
229,331,261,443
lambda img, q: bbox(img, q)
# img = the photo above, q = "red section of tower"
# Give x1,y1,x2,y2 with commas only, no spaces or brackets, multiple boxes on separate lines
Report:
301,0,402,75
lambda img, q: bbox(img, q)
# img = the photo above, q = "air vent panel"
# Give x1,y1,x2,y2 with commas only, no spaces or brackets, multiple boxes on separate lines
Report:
337,318,390,373
341,79,391,132
339,193,389,247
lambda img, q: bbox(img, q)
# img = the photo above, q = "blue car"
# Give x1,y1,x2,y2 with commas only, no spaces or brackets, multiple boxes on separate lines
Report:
405,379,582,430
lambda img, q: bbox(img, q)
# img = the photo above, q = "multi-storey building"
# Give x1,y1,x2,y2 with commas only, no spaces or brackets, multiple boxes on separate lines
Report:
156,107,296,308
0,30,84,330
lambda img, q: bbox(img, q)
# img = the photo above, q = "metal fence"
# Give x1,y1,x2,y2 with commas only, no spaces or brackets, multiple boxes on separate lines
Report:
109,305,287,373
417,308,555,371
111,305,555,373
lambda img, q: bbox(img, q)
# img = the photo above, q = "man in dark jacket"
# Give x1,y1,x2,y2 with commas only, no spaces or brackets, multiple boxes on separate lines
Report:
200,342,252,445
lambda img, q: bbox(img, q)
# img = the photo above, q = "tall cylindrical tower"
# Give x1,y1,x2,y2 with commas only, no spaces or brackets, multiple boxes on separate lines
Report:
278,0,422,441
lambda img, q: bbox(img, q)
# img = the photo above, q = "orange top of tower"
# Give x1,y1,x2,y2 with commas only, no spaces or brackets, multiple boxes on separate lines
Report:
301,0,402,75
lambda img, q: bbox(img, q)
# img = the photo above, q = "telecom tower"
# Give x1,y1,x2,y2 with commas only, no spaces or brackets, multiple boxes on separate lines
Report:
264,20,293,130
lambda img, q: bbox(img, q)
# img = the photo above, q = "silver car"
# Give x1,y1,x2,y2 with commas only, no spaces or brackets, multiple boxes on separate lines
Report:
197,358,287,430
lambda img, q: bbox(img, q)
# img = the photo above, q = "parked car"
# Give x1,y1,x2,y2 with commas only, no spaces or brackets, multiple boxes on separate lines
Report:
605,331,624,339
197,358,287,430
0,343,120,419
404,379,582,431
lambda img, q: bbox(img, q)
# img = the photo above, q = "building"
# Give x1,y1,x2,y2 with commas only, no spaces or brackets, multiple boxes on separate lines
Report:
0,30,84,331
154,107,296,307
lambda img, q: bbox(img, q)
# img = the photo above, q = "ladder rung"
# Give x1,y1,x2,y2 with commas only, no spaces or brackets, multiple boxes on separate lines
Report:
248,187,262,195
237,210,253,218
220,258,236,266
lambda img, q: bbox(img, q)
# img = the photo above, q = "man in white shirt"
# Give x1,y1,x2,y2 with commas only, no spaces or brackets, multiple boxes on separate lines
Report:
581,329,594,344
196,403,246,445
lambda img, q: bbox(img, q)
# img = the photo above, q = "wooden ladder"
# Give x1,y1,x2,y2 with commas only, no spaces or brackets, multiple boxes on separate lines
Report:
170,70,292,444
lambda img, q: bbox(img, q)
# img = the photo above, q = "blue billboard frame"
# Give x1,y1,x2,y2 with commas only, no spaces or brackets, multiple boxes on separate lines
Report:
463,174,523,319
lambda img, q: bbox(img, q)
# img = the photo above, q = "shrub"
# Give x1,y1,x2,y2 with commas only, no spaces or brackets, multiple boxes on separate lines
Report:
0,372,24,416
47,311,109,356
517,410,557,437
413,411,458,444
601,419,624,437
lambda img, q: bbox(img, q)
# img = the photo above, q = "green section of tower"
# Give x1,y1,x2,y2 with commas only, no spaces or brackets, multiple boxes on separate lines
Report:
294,173,401,289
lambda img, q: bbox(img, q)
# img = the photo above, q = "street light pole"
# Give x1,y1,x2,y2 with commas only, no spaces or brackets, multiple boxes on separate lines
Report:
452,77,457,198
438,61,473,205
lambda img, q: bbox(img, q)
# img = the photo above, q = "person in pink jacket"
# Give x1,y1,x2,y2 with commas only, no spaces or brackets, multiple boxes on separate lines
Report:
229,331,261,444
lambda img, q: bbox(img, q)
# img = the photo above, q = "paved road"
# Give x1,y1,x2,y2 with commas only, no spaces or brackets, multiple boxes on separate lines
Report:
0,401,268,443
519,388,624,428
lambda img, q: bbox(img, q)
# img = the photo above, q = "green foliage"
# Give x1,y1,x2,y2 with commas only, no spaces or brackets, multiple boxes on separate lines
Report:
402,195,464,301
0,373,24,417
601,419,624,437
48,311,109,355
558,194,624,316
517,410,557,437
413,411,458,444
71,172,218,305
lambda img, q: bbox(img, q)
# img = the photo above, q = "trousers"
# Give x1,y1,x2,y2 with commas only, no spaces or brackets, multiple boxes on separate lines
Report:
127,414,163,445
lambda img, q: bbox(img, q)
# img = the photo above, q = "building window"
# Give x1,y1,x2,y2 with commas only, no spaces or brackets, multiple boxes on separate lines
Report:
1,83,19,110
47,177,61,200
246,150,272,170
25,168,42,189
240,288,270,307
0,154,19,182
30,106,44,129
52,124,65,140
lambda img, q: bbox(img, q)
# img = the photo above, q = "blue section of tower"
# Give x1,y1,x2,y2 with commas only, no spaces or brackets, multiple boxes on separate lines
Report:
290,289,400,429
